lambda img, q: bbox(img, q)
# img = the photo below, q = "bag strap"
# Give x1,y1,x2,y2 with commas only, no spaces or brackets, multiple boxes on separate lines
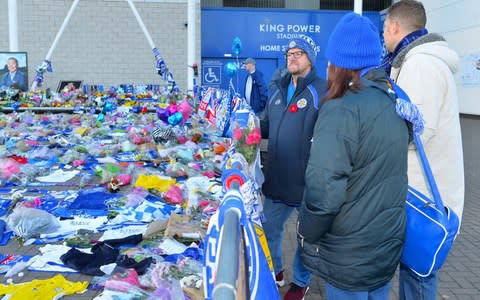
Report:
387,78,446,213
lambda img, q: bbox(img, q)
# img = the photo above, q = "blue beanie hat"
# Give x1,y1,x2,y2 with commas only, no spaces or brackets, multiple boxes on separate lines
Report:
286,35,319,64
325,12,382,70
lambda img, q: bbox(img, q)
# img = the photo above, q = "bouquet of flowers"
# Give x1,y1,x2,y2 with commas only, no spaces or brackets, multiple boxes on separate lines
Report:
231,112,261,165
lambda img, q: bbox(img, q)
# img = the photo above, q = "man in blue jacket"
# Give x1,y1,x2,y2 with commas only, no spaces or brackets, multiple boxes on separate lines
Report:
243,57,268,115
260,35,326,300
1,57,27,91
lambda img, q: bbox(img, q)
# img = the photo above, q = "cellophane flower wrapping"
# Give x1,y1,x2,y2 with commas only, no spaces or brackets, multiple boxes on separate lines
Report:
231,112,261,165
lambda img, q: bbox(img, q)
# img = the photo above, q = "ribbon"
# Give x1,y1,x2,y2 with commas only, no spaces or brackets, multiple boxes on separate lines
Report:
33,60,52,88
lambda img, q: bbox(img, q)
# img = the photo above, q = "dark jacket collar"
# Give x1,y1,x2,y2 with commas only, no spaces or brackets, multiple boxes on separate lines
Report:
279,67,318,90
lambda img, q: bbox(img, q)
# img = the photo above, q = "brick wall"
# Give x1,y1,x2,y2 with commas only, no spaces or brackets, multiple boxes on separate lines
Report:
0,0,200,92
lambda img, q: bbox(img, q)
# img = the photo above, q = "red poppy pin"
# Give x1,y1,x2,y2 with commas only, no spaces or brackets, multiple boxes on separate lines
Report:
289,104,298,113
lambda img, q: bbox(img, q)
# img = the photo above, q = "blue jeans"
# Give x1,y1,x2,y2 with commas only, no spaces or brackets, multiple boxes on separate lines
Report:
325,281,392,300
262,197,311,287
399,263,437,300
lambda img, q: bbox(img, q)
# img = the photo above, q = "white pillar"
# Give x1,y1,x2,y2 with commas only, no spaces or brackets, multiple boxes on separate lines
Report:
8,0,18,51
354,0,363,15
187,0,196,94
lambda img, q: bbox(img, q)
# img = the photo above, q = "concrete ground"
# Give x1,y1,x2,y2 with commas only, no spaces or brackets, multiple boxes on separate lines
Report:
279,115,480,300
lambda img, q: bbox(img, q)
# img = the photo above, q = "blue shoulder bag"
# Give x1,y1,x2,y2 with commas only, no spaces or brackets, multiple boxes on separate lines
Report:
389,79,460,277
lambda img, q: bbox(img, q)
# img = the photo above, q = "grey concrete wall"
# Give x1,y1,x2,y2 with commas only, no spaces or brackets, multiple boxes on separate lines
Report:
0,0,201,92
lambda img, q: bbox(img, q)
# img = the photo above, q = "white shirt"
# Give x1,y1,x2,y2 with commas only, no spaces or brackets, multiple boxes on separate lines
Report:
245,73,253,104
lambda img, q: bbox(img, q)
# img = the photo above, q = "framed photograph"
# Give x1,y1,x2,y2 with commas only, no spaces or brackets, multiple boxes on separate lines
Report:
57,80,83,93
0,51,28,91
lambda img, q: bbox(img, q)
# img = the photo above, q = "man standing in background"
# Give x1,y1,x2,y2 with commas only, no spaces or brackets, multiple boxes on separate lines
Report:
243,57,268,116
382,1,464,299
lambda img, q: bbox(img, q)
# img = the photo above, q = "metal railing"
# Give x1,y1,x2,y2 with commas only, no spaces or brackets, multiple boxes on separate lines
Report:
212,206,244,300
211,170,249,300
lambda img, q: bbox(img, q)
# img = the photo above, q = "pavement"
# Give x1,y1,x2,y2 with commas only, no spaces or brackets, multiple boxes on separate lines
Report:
279,115,480,300
0,116,479,300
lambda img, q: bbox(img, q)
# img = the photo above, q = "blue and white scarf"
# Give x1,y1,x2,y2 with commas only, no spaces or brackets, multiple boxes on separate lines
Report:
381,28,428,75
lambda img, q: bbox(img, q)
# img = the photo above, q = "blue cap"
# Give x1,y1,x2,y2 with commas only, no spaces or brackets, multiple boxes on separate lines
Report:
286,35,319,64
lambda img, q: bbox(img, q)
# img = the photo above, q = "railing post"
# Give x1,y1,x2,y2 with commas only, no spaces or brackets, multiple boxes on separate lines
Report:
213,207,241,300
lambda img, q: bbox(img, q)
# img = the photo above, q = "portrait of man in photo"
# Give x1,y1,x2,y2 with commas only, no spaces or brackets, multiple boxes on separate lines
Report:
0,52,28,92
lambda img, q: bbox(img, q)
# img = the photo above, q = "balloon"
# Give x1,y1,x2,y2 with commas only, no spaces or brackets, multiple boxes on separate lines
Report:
167,103,178,114
156,107,170,123
104,101,113,112
232,37,242,56
224,62,238,78
178,99,192,123
168,112,183,126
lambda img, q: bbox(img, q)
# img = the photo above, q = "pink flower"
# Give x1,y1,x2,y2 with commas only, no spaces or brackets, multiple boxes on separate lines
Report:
2,159,20,179
72,160,85,167
233,128,243,141
246,128,261,145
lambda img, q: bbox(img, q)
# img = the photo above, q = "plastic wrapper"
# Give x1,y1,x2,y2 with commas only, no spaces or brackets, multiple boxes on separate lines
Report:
29,146,58,160
6,205,61,240
149,278,186,300
134,174,176,192
92,268,152,299
104,268,144,292
124,187,149,207
165,162,188,178
0,158,20,180
231,110,261,165
59,149,81,164
163,185,184,205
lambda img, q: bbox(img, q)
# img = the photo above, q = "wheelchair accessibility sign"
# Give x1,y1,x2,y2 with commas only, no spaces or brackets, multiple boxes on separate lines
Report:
202,61,222,86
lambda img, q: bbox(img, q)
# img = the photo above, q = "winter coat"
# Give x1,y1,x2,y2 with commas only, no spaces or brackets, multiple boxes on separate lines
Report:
243,70,268,114
298,68,409,291
260,68,326,206
391,33,465,221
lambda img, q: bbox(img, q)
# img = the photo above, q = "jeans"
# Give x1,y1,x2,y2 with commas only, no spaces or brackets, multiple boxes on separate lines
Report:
262,197,311,287
325,281,392,300
399,263,437,300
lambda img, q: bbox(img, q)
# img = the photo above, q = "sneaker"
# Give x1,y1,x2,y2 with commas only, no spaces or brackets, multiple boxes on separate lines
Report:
284,283,309,300
275,270,285,287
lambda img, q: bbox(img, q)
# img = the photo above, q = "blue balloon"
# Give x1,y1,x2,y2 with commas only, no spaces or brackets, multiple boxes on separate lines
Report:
104,101,113,112
232,37,242,56
168,111,183,126
224,62,238,78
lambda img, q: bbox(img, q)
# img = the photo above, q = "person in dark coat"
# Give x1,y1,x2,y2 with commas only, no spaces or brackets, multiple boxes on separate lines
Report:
297,12,410,299
260,35,326,300
243,57,268,115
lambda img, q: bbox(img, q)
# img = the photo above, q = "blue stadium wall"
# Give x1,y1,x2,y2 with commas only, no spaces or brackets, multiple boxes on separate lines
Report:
201,8,381,97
